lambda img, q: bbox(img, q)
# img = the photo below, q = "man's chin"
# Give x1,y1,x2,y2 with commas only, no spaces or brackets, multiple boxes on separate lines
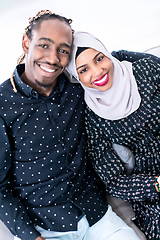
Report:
35,79,54,88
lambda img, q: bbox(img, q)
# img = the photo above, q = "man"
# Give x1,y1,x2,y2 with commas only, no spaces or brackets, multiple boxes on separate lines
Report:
0,10,140,240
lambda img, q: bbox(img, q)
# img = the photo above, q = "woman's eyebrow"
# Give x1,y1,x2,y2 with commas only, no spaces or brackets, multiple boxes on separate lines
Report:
76,52,101,70
77,64,87,71
93,52,101,60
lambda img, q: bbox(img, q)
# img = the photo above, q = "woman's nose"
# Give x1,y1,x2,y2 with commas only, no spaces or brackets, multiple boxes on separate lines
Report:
92,65,102,77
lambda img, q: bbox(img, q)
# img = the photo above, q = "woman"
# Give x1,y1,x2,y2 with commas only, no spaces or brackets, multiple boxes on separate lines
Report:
67,32,160,240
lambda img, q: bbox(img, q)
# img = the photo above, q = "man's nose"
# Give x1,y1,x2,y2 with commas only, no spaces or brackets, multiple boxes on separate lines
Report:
46,48,60,64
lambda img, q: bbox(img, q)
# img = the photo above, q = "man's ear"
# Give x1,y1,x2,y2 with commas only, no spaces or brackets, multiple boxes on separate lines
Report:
22,34,30,53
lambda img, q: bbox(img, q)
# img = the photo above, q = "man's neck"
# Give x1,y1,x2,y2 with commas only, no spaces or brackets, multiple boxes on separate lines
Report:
20,72,57,97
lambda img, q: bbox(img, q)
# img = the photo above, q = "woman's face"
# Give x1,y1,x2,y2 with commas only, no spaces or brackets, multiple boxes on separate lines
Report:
76,48,113,91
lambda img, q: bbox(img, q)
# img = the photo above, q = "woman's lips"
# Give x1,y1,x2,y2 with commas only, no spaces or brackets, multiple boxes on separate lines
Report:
93,73,109,87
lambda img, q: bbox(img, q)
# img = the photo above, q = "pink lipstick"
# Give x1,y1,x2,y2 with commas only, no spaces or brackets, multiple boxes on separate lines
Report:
93,73,109,87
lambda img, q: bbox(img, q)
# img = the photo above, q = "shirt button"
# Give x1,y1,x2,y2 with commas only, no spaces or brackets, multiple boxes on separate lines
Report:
31,89,37,97
54,119,59,123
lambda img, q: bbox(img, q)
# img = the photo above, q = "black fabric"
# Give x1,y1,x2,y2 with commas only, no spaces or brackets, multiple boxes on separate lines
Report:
111,49,160,63
76,47,90,59
0,64,107,240
85,58,160,240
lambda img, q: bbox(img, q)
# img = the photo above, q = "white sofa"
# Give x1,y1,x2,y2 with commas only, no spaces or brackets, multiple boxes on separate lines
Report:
144,45,160,56
0,46,159,240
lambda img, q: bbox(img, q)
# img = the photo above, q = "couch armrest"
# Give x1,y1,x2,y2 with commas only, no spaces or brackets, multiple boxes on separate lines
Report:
144,45,160,57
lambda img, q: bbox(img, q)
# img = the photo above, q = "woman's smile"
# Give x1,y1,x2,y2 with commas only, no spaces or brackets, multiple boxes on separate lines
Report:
76,48,113,91
93,73,109,87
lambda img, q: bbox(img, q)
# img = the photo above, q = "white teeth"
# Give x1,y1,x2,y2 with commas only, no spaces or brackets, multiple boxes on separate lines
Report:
94,74,107,84
40,65,55,73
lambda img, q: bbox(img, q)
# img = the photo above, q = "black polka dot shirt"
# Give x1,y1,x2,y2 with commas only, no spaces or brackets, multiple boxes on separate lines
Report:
0,64,107,240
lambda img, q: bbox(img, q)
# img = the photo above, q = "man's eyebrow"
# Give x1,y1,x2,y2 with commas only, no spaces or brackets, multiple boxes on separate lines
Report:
76,52,101,70
38,37,54,44
60,43,71,49
38,38,71,49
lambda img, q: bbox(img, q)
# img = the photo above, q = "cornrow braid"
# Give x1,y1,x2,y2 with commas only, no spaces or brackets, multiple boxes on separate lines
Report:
10,9,74,93
17,53,26,65
25,9,74,40
10,53,26,92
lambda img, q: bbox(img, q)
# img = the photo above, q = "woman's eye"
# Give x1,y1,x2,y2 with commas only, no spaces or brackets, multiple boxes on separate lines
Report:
80,68,88,74
97,56,104,62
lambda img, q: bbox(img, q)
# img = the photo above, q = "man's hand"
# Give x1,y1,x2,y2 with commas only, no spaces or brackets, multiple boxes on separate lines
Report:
35,236,46,240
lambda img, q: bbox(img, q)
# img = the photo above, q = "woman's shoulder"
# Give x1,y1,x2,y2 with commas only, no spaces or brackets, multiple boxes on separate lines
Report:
132,57,160,72
85,105,103,127
132,58,160,87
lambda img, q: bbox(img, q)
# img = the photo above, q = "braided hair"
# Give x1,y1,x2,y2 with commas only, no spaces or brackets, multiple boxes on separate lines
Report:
10,10,74,92
25,10,74,41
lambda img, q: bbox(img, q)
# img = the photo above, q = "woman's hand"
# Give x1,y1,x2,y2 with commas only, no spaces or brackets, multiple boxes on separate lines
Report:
155,176,160,193
155,184,160,193
35,236,46,240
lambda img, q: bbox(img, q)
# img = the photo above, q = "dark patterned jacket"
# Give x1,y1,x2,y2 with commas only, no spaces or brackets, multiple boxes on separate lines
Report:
85,58,160,239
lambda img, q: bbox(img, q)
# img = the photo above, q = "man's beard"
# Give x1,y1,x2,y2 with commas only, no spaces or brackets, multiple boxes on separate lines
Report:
35,79,53,88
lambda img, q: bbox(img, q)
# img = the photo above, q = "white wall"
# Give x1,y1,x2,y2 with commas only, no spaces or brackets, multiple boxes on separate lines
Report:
0,0,160,82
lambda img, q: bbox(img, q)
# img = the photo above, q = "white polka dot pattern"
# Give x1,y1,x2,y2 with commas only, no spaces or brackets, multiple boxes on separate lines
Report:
0,65,108,240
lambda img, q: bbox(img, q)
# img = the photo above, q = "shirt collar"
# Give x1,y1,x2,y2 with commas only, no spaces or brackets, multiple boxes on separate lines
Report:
13,64,67,98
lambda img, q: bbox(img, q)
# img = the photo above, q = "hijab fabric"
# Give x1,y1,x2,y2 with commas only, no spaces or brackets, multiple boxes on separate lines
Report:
66,32,141,120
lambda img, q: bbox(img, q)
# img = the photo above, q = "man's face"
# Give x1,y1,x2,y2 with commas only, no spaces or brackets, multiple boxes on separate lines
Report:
22,19,72,94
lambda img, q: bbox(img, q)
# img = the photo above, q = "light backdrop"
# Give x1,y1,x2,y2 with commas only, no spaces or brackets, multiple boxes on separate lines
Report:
0,0,160,81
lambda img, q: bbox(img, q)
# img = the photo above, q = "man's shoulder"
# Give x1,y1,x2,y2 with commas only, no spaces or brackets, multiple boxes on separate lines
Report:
63,72,83,91
0,78,12,94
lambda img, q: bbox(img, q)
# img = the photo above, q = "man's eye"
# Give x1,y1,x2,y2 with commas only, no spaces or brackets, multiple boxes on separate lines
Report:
59,49,69,54
39,44,48,49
